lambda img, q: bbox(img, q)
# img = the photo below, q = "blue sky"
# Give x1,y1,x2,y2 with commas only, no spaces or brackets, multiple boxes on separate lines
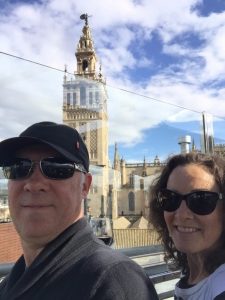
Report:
0,0,225,163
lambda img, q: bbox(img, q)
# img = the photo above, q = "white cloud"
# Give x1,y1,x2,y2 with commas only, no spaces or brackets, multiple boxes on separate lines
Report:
0,0,225,149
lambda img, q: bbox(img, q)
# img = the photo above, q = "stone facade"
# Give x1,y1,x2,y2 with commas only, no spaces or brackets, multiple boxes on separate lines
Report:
214,144,225,158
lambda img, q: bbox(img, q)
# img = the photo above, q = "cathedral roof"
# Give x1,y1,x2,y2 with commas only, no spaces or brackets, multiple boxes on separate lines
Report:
112,216,131,229
131,216,149,229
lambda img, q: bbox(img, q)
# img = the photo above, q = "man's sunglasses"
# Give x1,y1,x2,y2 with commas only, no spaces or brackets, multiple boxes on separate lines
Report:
158,189,223,215
3,157,86,180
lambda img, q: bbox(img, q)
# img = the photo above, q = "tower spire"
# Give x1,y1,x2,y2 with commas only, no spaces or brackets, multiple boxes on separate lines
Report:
75,13,104,83
113,143,120,170
63,64,67,82
142,156,147,177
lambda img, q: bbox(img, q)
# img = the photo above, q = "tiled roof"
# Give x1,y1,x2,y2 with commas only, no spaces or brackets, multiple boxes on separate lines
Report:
112,216,131,229
131,216,149,229
0,222,22,263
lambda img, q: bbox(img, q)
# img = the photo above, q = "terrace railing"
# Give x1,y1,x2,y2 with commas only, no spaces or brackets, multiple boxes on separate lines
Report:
0,245,179,299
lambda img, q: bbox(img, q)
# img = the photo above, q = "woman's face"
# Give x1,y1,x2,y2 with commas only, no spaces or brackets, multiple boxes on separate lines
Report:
164,164,224,256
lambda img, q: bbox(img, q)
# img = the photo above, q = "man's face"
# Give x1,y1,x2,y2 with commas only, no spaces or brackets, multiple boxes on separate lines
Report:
8,144,92,248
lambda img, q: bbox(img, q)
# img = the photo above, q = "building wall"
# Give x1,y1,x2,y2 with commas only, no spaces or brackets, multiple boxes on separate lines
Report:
117,189,146,216
214,144,225,158
115,162,162,217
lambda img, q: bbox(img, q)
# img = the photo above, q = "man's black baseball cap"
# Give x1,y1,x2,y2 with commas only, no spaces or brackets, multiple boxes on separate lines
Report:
0,121,89,172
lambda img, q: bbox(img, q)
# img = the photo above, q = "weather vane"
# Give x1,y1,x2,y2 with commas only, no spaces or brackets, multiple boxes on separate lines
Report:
80,13,92,25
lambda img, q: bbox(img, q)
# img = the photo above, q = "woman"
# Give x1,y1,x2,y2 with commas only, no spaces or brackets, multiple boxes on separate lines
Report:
149,152,225,300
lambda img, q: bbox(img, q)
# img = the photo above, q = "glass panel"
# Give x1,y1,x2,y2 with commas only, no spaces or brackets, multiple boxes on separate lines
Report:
0,50,225,252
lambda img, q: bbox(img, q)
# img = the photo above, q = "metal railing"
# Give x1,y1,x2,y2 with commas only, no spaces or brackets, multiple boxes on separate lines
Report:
120,245,180,299
0,263,13,277
151,270,180,300
0,245,179,299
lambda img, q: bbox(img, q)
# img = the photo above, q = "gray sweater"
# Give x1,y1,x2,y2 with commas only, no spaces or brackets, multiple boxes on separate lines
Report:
0,218,158,300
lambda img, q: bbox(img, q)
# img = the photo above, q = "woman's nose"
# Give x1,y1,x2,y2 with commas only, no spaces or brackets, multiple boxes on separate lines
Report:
175,199,194,219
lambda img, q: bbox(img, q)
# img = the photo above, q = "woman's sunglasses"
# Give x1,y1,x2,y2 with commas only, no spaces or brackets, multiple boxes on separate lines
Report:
3,157,86,180
158,189,223,215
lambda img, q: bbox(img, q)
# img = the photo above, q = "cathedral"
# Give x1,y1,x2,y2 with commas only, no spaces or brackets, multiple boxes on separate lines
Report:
62,14,163,220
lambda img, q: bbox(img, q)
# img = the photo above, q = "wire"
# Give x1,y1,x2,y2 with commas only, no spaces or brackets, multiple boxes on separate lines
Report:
107,85,200,114
0,50,224,120
0,51,66,73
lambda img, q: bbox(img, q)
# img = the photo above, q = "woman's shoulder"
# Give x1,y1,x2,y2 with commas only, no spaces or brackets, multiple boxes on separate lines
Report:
174,265,225,300
209,263,225,298
210,263,225,282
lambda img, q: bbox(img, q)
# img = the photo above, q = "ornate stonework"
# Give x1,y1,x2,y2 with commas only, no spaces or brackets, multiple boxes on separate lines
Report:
63,15,109,217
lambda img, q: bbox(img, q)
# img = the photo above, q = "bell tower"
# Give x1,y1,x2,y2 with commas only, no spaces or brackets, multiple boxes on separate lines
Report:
63,13,108,167
63,14,109,217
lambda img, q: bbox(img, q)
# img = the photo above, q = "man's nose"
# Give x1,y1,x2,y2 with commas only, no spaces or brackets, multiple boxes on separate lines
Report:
23,163,49,192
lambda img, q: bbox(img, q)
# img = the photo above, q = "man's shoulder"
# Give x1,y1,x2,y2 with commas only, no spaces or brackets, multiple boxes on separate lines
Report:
79,244,146,277
77,245,158,300
88,245,134,265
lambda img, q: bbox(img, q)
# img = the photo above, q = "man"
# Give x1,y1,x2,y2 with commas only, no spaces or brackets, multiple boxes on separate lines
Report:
0,121,158,300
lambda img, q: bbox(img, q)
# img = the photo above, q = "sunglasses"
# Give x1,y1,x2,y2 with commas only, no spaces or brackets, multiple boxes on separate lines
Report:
158,189,223,215
3,157,86,180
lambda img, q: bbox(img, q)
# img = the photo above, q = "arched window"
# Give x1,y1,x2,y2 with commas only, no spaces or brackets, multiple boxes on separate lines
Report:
82,59,88,71
67,93,70,105
128,191,135,211
89,91,93,105
95,91,99,103
129,173,134,188
73,92,77,106
80,87,86,105
140,178,144,190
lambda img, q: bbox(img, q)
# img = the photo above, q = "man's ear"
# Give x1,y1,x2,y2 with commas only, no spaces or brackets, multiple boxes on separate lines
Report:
82,173,92,198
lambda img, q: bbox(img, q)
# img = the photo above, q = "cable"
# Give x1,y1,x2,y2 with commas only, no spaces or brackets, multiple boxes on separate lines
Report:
107,85,200,114
0,51,65,73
